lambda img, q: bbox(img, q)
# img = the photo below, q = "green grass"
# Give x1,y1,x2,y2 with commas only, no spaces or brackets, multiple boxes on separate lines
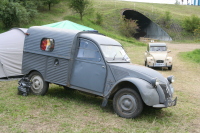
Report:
179,49,200,63
0,69,199,133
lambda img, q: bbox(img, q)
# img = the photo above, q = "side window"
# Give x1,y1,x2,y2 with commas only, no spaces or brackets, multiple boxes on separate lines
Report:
40,38,55,52
77,39,101,62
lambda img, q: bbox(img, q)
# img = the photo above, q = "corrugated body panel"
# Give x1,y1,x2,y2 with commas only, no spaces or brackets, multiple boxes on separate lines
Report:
46,57,69,85
110,66,130,81
24,26,79,59
22,52,46,76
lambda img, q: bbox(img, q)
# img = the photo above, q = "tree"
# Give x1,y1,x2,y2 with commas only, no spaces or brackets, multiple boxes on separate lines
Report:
0,0,39,28
43,0,61,10
119,16,139,37
0,1,29,28
68,0,93,20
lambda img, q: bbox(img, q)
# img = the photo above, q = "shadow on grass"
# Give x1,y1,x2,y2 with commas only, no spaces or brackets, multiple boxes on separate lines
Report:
137,105,177,123
46,86,114,114
149,67,170,71
45,86,174,120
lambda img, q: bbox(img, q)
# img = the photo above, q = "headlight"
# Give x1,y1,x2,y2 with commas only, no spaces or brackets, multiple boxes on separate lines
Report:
151,78,159,87
167,76,175,83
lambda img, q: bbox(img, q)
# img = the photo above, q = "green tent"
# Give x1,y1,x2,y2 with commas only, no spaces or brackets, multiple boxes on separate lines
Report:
42,20,96,31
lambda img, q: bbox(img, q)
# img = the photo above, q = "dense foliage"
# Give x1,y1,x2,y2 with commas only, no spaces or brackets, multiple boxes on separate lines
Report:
194,24,200,38
0,1,30,28
119,16,139,38
95,12,103,26
68,0,93,20
182,15,200,33
157,11,172,29
0,0,61,28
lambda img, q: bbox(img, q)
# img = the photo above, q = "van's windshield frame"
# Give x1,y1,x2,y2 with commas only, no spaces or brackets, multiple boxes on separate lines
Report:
100,44,130,63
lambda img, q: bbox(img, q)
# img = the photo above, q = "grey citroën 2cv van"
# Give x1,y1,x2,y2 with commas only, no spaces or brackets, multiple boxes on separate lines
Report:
22,26,177,118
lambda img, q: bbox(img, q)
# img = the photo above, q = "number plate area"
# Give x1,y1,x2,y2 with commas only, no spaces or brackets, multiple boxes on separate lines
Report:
154,63,165,66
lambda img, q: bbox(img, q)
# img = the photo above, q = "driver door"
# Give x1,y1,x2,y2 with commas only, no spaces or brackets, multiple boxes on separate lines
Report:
70,38,107,94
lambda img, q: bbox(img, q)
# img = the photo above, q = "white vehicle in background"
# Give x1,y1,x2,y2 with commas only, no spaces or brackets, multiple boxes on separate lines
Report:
145,43,173,70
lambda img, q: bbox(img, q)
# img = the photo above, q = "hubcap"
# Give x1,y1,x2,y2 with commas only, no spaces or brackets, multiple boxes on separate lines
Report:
31,75,43,93
119,95,137,113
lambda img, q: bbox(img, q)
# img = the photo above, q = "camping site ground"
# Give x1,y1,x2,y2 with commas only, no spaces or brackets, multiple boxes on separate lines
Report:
0,42,200,133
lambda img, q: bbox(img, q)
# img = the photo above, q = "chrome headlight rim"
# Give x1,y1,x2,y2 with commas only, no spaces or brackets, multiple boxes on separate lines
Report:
151,78,159,87
167,76,174,84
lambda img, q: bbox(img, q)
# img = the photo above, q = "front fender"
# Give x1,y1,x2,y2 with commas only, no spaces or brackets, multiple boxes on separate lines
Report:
110,77,160,106
166,56,173,65
146,56,154,66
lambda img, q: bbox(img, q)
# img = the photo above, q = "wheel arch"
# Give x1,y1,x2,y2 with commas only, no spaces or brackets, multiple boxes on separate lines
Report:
26,70,46,81
109,81,139,100
109,77,160,106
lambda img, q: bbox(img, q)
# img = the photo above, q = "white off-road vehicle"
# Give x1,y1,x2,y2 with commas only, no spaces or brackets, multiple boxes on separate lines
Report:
145,43,173,70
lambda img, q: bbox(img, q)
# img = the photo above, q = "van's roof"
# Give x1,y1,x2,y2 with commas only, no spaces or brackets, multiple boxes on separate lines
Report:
149,43,166,47
27,26,122,46
79,33,121,46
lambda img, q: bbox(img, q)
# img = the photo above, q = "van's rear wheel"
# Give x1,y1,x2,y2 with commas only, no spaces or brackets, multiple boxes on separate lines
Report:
29,71,49,95
113,88,143,118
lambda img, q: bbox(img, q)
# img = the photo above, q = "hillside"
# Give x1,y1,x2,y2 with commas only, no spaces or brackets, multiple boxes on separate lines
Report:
1,0,200,43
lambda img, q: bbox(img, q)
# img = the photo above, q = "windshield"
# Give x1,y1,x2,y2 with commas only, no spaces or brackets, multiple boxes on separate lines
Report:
100,45,130,62
150,46,167,51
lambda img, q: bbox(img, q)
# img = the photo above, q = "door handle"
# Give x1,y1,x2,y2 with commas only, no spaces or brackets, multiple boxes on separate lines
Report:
54,59,59,66
102,66,105,68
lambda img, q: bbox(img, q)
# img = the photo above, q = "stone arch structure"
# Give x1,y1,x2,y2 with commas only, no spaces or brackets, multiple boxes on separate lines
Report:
122,9,172,41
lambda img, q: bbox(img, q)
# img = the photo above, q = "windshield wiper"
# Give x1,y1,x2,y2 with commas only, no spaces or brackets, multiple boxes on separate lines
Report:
113,53,117,60
122,54,126,60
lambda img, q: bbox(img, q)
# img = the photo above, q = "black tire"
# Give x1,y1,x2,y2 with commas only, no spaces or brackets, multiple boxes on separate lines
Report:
168,65,172,70
29,71,49,95
113,88,143,118
145,60,149,67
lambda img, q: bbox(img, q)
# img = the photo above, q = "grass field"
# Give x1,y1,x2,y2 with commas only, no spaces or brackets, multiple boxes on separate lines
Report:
1,42,200,133
179,49,200,63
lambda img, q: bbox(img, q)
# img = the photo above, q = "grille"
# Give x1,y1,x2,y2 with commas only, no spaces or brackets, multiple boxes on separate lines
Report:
156,60,164,63
160,84,170,98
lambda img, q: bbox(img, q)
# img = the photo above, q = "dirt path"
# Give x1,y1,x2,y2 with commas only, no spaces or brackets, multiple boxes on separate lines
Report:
160,43,200,133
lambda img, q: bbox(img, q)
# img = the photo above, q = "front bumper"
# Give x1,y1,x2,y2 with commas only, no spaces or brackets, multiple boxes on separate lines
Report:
149,63,172,67
153,97,177,108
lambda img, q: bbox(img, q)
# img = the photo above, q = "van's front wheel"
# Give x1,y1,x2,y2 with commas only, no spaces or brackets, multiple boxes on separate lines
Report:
113,88,143,118
29,71,49,95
